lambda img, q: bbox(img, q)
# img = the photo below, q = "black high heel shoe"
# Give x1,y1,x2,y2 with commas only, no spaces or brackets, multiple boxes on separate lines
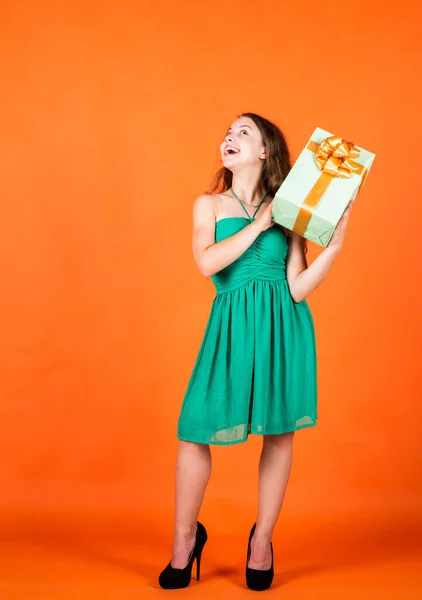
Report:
158,521,208,589
246,523,274,591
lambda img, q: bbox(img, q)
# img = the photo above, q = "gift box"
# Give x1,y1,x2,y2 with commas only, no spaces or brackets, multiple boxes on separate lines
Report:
272,127,376,247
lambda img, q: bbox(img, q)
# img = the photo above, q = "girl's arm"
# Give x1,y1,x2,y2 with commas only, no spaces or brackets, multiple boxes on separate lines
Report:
192,194,274,278
287,200,354,303
287,234,340,303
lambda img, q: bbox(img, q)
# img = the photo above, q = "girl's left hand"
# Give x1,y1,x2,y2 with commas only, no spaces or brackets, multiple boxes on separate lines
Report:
327,199,355,252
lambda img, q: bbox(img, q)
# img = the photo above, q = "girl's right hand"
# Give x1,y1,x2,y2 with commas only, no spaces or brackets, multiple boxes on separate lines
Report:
256,199,275,232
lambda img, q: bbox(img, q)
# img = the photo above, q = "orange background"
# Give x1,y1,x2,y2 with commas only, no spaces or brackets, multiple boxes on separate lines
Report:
0,1,421,597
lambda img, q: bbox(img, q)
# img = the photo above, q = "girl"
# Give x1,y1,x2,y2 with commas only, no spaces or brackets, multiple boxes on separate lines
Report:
158,113,354,591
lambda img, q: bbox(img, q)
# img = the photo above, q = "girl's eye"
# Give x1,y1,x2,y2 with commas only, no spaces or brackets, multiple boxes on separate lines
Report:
241,130,248,135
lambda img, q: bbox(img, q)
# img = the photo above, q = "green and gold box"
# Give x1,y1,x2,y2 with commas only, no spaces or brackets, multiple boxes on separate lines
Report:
272,127,376,247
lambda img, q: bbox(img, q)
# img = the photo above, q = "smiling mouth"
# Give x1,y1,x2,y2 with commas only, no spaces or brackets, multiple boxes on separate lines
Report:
225,146,240,155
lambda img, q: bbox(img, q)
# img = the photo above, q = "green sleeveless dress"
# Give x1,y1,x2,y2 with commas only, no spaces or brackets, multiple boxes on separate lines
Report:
177,194,318,445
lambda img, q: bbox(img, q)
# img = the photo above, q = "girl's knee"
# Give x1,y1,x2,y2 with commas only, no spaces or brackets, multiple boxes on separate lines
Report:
264,431,295,447
179,439,210,453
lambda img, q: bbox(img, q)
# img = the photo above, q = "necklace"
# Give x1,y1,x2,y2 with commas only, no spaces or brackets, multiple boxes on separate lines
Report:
230,188,268,207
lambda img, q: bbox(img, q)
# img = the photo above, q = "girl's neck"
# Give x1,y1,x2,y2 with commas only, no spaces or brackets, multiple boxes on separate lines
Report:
230,169,266,206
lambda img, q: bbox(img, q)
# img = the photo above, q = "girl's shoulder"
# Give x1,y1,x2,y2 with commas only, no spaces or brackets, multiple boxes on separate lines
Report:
193,192,227,216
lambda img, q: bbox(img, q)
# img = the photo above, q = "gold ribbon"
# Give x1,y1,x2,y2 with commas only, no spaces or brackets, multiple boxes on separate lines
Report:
292,135,368,237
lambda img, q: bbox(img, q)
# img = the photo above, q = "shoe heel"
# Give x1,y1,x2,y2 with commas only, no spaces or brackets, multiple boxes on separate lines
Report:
196,553,201,581
196,543,205,580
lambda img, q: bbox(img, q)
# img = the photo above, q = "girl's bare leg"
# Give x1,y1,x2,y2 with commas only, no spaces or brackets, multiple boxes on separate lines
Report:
170,440,212,568
248,432,295,569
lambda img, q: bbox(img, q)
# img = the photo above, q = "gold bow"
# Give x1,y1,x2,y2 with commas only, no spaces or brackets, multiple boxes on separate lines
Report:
314,136,361,178
292,135,368,237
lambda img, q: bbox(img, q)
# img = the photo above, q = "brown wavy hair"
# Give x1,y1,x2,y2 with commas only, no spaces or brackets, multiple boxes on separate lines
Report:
207,112,307,252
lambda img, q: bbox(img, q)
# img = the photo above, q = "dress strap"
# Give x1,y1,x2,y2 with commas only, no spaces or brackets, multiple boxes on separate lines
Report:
231,189,252,219
252,191,268,218
230,189,268,220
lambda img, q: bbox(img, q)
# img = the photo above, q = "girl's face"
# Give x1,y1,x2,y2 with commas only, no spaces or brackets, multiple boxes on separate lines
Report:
220,117,266,170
